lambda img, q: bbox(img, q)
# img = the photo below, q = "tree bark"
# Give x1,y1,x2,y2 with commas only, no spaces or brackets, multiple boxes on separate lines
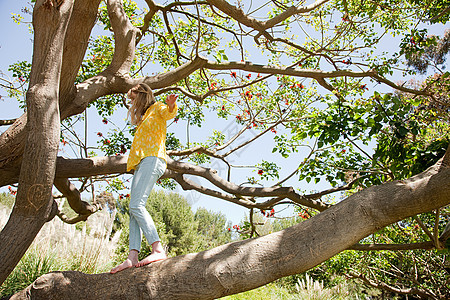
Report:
0,0,74,286
10,158,450,299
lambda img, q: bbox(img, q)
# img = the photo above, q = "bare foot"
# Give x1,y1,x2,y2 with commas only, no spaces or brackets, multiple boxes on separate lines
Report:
110,250,139,274
135,252,167,267
110,258,137,274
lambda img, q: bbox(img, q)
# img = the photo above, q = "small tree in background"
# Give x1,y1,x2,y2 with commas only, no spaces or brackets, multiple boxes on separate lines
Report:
113,190,232,264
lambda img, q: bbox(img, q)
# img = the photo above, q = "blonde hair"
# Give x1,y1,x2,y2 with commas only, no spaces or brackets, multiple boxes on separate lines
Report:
128,83,155,125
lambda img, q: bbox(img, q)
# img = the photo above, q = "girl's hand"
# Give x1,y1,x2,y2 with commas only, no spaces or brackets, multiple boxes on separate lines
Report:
166,94,177,111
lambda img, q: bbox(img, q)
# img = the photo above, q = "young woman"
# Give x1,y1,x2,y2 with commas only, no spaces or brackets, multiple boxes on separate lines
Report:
110,83,178,274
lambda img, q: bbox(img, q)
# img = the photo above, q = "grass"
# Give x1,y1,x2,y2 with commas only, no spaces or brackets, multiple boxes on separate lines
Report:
219,274,374,300
0,205,121,298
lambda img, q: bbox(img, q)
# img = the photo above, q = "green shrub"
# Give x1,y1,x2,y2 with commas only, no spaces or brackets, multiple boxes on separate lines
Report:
113,190,232,263
0,245,63,298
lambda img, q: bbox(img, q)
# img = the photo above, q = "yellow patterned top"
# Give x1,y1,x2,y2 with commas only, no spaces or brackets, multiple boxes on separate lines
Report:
127,101,178,171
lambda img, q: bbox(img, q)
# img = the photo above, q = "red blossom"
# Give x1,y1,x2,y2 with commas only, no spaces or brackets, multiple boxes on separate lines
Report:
221,105,225,111
120,145,127,154
104,139,111,144
271,128,277,134
231,71,237,78
97,132,103,137
258,169,263,175
298,83,304,89
342,58,352,65
102,119,108,124
298,212,308,220
360,84,368,90
174,117,179,123
245,91,252,99
8,186,17,196
246,74,251,79
236,114,242,121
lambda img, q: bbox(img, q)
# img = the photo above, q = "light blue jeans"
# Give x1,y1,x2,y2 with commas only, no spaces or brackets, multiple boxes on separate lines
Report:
129,156,166,252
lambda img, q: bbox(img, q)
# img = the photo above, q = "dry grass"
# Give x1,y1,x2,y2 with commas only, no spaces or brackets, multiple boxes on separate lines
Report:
0,205,121,297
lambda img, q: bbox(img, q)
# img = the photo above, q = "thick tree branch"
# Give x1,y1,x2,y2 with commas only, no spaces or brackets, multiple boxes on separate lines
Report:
207,0,331,32
11,157,450,299
53,178,100,215
204,60,431,96
167,157,330,210
171,172,256,208
59,0,102,105
2,154,329,211
106,0,140,74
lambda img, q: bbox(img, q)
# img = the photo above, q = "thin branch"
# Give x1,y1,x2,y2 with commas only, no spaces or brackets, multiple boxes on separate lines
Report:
0,119,17,127
348,271,438,300
422,5,450,22
433,208,444,249
414,215,436,245
56,210,94,224
274,147,316,187
348,241,435,251
53,178,101,215
304,178,359,200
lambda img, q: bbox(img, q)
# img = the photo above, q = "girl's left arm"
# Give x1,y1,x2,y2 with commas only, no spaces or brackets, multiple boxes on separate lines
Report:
159,94,178,120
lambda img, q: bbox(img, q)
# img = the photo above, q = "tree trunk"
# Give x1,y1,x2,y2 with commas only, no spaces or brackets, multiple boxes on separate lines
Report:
0,0,101,185
0,0,74,286
10,158,450,299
